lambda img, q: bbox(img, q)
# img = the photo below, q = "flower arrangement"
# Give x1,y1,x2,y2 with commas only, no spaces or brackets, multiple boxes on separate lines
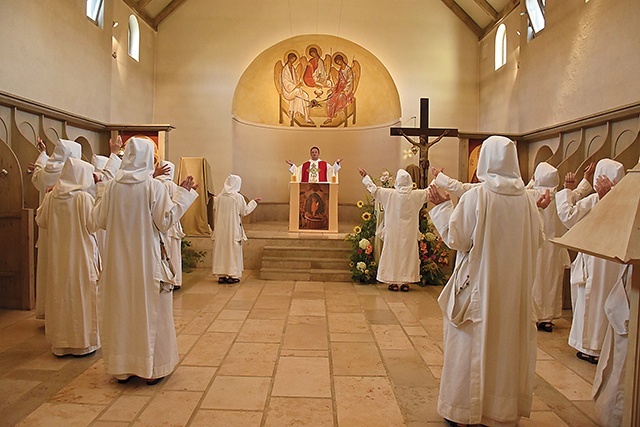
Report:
345,195,377,283
379,170,394,188
418,205,450,286
347,170,450,286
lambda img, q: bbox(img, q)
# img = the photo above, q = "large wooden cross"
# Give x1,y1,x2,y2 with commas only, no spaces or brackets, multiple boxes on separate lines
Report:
390,98,458,188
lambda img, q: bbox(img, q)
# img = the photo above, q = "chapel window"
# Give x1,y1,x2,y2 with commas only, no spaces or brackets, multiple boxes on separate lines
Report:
525,0,546,39
495,24,507,70
128,15,140,62
86,0,104,27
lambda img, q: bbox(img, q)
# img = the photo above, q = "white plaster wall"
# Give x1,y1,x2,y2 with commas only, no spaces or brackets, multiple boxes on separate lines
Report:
109,1,157,123
0,0,155,124
480,0,640,134
154,0,479,201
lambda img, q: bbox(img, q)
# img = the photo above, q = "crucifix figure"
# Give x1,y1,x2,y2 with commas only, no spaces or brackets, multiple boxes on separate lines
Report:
390,98,458,188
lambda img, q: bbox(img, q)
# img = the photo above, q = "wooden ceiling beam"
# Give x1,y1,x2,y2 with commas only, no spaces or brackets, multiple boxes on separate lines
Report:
154,0,190,28
474,0,499,21
122,0,157,30
440,0,483,38
138,0,153,8
479,0,520,40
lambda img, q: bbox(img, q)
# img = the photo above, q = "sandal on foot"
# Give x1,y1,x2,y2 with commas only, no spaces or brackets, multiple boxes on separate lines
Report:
226,277,240,284
536,322,553,332
218,277,228,284
146,377,164,386
72,350,96,358
388,284,399,292
444,419,466,427
400,284,410,292
576,351,599,364
117,376,133,384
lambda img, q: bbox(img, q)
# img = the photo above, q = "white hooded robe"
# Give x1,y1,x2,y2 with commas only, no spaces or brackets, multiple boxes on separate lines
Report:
156,161,186,287
429,136,543,426
556,159,627,356
32,139,82,319
35,158,100,356
211,174,257,278
526,162,570,323
94,138,198,380
362,169,428,284
592,265,632,427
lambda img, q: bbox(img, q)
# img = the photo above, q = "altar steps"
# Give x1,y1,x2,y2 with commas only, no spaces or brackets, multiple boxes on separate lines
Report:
259,239,352,282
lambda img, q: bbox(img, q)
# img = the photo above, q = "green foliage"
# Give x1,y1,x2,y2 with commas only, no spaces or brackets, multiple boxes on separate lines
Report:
181,239,206,273
345,195,378,283
417,204,450,286
346,170,450,286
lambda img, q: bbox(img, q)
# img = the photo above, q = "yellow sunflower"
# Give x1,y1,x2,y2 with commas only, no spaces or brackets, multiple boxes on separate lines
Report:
362,212,372,221
356,200,364,208
353,226,362,234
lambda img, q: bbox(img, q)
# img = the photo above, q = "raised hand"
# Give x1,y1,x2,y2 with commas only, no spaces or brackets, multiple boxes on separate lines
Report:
358,168,367,178
153,162,171,178
563,172,577,190
179,175,199,191
428,184,450,205
285,160,293,166
536,189,551,209
595,175,613,199
584,162,596,182
36,137,47,154
254,197,262,203
110,135,123,154
430,166,443,178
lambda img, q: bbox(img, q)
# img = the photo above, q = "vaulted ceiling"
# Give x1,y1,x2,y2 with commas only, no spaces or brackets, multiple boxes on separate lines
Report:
127,0,519,39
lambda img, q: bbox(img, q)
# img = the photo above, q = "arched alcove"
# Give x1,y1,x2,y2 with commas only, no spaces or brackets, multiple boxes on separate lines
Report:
75,136,94,163
586,135,603,156
532,145,553,168
233,35,400,128
231,35,403,205
0,117,8,144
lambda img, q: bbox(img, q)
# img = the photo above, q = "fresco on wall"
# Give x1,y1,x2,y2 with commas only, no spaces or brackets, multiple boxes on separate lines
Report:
274,46,361,128
232,34,400,129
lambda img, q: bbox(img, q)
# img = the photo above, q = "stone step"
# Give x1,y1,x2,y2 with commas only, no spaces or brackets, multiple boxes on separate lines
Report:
263,246,351,259
261,256,349,270
260,238,351,249
260,268,353,282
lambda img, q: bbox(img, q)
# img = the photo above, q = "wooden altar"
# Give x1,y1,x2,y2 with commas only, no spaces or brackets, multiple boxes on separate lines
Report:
288,181,338,233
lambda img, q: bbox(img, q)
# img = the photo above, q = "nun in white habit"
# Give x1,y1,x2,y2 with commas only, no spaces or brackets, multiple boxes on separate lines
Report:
358,167,429,292
35,158,100,356
526,162,570,332
94,138,198,384
211,174,260,284
155,160,186,290
90,142,123,256
32,138,82,320
428,136,543,427
590,157,638,426
556,158,627,364
592,264,632,427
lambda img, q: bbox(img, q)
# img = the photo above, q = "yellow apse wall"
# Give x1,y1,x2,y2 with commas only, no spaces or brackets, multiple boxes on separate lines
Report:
232,34,401,127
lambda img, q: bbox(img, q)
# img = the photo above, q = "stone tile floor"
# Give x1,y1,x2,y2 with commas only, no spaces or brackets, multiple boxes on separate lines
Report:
0,270,599,426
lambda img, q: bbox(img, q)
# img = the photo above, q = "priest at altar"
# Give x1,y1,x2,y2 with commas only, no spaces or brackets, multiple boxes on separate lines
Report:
286,146,342,183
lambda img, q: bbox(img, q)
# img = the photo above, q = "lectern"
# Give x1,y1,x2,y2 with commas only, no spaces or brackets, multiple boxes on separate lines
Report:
288,180,338,233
